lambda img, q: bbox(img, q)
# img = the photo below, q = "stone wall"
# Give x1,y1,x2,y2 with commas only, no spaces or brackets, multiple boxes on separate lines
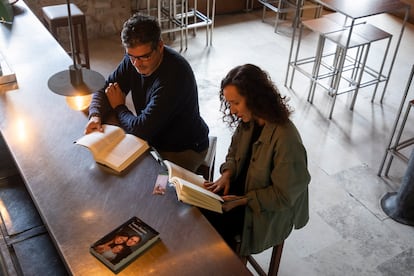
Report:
26,0,254,40
26,0,132,39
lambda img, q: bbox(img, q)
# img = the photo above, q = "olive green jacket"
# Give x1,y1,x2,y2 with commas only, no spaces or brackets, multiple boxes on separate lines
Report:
220,120,310,255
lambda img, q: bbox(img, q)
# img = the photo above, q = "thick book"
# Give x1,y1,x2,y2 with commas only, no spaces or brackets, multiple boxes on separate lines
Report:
0,51,16,85
90,216,160,274
164,160,223,213
75,124,149,173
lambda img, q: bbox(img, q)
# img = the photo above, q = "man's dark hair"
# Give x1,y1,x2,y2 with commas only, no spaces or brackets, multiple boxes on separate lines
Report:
121,13,161,49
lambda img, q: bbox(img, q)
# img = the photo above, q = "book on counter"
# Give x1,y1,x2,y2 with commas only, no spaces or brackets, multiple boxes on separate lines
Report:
75,124,149,173
90,216,160,274
0,51,16,86
164,160,223,213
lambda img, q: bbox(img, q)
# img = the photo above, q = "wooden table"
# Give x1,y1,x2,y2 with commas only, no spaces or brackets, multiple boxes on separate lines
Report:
0,2,250,275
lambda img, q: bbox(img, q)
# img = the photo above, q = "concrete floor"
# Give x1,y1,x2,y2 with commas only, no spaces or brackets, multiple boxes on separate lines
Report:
88,9,414,276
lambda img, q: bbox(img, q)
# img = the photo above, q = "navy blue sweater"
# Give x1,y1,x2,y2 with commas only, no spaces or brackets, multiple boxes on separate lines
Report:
89,46,209,152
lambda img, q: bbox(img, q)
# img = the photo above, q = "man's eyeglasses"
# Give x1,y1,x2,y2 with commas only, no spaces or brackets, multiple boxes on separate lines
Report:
126,49,155,62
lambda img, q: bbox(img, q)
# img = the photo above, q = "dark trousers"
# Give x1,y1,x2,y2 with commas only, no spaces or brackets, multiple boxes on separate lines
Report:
201,205,245,251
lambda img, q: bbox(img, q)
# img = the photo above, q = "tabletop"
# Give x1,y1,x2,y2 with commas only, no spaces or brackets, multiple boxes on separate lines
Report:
313,0,410,19
0,2,250,275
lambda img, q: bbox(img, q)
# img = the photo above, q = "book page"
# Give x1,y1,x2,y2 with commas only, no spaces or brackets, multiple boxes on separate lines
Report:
164,160,205,187
175,178,223,213
99,134,148,169
76,124,124,156
176,177,223,202
165,161,223,213
178,190,222,213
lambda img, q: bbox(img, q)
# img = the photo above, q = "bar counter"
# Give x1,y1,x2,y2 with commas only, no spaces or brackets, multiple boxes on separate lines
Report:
0,2,250,275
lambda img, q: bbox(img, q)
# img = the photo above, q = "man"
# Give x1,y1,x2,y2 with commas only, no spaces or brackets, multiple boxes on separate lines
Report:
85,14,209,172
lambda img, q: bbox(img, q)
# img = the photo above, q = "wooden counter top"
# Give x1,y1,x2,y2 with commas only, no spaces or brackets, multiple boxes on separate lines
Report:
0,2,250,275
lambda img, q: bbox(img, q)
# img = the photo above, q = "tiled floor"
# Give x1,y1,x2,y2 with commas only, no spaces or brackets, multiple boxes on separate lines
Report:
88,10,414,276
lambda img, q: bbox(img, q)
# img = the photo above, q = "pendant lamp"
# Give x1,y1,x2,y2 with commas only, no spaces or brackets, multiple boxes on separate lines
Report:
47,0,105,111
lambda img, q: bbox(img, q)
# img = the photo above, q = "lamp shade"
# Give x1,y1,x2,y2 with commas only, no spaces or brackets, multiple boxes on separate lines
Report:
48,65,105,111
48,65,105,96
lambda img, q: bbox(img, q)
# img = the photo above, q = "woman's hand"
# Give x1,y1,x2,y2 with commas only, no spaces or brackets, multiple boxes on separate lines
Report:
222,195,248,212
204,170,231,195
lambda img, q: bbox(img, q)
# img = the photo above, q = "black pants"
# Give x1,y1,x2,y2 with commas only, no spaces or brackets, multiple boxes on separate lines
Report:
201,205,245,251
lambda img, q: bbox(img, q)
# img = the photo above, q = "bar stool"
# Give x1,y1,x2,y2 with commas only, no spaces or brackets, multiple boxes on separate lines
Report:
187,0,216,46
379,65,414,177
157,0,187,51
320,13,393,104
248,243,284,276
287,17,344,99
151,0,215,50
258,0,322,34
196,136,217,181
288,14,392,119
383,99,414,174
235,235,284,276
310,22,392,118
379,65,414,176
41,3,90,69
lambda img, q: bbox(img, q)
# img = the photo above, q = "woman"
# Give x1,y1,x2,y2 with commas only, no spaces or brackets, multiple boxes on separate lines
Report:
204,64,310,257
111,234,142,264
102,244,125,262
93,232,129,254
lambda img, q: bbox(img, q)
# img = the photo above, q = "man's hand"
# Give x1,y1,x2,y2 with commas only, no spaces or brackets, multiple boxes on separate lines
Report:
84,116,103,134
106,82,125,109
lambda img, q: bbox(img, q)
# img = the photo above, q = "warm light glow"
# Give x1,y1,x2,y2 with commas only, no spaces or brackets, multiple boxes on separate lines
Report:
65,94,92,111
16,118,27,142
81,210,95,219
0,199,11,228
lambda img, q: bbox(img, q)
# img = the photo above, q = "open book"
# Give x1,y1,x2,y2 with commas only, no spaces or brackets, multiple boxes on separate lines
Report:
75,124,149,173
90,216,160,273
164,160,223,213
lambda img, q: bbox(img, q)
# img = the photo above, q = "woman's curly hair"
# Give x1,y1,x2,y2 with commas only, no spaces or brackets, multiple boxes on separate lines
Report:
219,64,292,128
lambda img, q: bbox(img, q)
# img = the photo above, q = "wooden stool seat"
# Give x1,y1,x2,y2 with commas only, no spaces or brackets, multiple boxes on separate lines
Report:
42,4,90,68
